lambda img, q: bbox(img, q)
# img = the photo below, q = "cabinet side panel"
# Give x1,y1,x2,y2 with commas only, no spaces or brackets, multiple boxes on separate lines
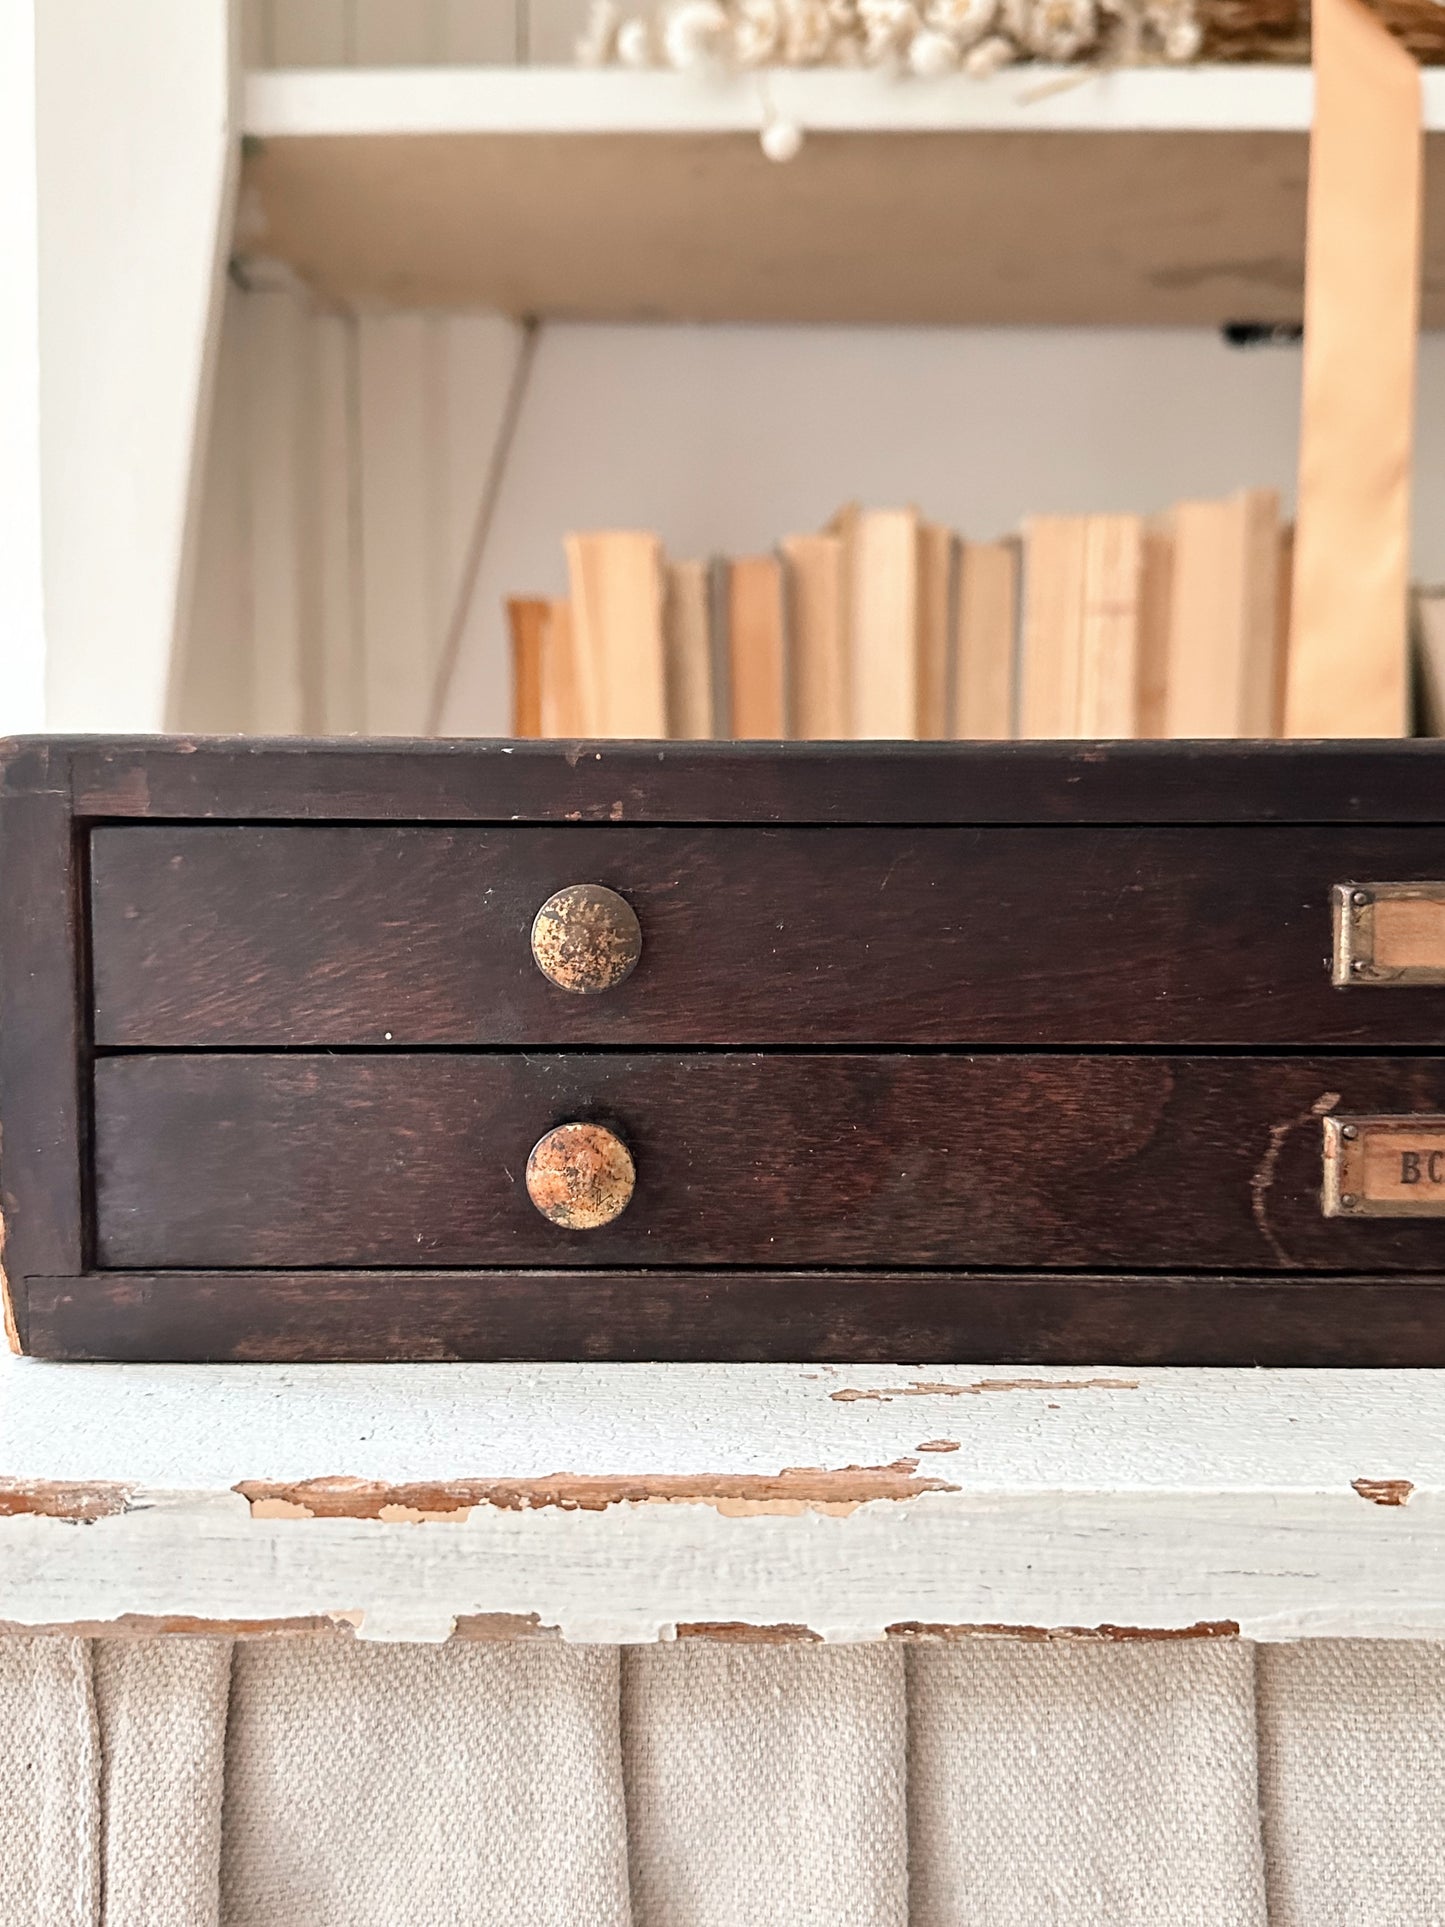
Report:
0,767,86,1347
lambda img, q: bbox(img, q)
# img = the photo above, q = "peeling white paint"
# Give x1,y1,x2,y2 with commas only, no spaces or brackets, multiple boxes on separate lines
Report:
3,1357,1444,1640
0,1487,1441,1643
5,1357,1445,1490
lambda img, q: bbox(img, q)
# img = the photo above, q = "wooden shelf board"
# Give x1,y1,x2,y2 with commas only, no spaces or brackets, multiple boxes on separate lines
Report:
4,1354,1445,1643
238,66,1445,324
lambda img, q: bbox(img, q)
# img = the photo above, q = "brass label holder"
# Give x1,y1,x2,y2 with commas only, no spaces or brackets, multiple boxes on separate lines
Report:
1323,1113,1445,1217
1332,882,1445,986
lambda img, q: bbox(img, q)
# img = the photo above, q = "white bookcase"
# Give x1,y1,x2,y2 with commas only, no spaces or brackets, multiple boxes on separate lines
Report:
11,14,1445,738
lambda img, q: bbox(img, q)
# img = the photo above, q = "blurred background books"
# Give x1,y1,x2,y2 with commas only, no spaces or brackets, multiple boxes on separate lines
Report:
509,488,1331,740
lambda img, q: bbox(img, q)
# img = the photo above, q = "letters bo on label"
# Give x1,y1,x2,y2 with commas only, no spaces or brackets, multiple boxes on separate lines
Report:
1323,1114,1445,1217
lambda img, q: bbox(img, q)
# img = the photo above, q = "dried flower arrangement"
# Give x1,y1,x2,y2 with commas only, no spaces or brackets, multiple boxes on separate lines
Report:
576,0,1202,77
575,0,1445,73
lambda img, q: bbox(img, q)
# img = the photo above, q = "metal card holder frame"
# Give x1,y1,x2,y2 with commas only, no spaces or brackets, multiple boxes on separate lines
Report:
1331,882,1445,986
1323,1112,1445,1218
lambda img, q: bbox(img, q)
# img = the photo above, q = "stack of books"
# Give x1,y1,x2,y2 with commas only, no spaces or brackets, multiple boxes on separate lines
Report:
507,490,1386,740
1412,589,1445,735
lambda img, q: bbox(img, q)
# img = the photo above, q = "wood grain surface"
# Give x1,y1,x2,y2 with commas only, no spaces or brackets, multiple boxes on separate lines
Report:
90,823,1445,1047
93,1052,1445,1271
20,1269,1445,1366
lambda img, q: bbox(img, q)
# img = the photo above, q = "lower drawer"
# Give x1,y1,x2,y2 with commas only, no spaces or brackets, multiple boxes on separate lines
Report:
94,1053,1445,1272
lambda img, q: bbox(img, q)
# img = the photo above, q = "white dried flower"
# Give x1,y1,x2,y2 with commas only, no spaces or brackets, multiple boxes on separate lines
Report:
1144,0,1202,59
733,0,784,62
662,0,731,65
760,116,806,158
1162,13,1202,57
925,0,999,48
615,14,656,63
1014,0,1097,57
908,24,959,70
782,0,838,60
575,0,621,63
820,0,866,56
962,28,1016,69
858,0,921,61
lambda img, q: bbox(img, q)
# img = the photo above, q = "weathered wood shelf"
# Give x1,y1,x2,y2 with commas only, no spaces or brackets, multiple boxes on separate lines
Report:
239,65,1445,324
4,1352,1443,1643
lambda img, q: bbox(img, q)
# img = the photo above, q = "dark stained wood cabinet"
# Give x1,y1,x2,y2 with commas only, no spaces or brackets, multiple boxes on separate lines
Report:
10,734,1445,1363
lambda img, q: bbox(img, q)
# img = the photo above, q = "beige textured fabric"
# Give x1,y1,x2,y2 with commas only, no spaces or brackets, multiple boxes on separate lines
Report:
219,1637,629,1927
907,1639,1267,1927
15,1630,1445,1920
94,1637,232,1927
1259,1640,1445,1926
623,1640,908,1927
0,1637,98,1927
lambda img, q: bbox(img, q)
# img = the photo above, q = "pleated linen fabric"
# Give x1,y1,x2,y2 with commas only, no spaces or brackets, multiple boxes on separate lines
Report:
1258,1640,1445,1927
0,1637,98,1927
622,1640,908,1927
907,1639,1268,1927
93,1637,232,1927
14,1631,1445,1922
219,1637,631,1927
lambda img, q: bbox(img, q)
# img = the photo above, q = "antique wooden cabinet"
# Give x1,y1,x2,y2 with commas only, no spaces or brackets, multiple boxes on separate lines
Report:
7,735,1445,1363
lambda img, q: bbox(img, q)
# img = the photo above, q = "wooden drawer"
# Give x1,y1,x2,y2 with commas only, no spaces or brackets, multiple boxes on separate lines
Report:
15,736,1445,1364
90,821,1445,1046
93,1052,1445,1272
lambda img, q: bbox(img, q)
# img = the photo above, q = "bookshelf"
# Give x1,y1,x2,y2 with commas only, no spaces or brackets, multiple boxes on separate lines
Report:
242,65,1445,325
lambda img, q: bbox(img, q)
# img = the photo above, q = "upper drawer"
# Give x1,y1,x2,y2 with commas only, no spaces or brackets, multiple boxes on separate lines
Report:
90,823,1445,1047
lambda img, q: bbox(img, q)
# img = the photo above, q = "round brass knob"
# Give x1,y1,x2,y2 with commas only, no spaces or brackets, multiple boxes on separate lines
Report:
530,884,641,995
526,1122,636,1230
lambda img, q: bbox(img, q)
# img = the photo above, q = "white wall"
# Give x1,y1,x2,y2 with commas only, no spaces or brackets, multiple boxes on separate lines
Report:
242,0,593,66
179,288,1445,736
30,0,238,733
0,2,45,735
2,0,238,736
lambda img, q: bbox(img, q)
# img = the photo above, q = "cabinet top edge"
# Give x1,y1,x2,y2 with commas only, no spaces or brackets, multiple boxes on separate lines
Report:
8,736,1445,825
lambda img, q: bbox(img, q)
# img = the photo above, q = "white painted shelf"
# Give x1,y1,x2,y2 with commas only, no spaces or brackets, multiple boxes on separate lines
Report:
246,62,1336,137
238,65,1445,323
4,1352,1445,1644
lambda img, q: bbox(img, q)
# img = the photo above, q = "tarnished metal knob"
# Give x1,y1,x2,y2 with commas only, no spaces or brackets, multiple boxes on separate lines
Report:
530,884,641,995
526,1122,636,1230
